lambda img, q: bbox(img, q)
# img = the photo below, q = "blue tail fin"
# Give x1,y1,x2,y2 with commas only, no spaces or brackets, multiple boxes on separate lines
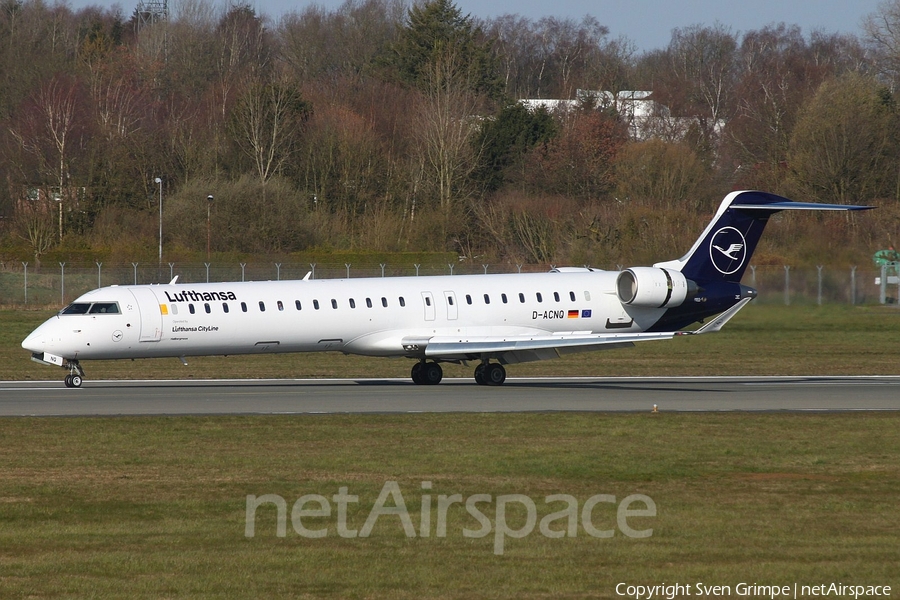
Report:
655,190,873,285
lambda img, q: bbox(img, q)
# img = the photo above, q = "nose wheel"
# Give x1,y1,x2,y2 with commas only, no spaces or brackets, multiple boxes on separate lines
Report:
63,360,85,388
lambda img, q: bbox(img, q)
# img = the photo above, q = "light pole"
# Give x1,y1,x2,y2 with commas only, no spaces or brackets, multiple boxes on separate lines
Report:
206,195,213,262
155,177,163,266
54,193,63,241
153,177,162,267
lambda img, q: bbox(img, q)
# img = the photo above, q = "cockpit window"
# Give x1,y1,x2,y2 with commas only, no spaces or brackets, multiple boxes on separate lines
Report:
61,302,120,315
61,303,91,315
89,302,120,314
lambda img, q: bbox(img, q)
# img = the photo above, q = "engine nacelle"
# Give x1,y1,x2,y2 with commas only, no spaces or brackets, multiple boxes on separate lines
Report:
616,267,694,308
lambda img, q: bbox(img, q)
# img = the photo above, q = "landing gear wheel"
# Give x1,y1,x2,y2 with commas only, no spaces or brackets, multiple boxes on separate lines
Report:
411,361,443,385
484,363,506,386
474,364,486,385
422,362,443,385
411,362,424,384
63,360,85,388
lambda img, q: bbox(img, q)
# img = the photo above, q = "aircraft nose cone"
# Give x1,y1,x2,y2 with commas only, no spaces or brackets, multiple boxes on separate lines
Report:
21,331,46,353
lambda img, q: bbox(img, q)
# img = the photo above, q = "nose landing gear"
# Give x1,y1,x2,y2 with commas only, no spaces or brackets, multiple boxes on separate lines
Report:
63,360,85,388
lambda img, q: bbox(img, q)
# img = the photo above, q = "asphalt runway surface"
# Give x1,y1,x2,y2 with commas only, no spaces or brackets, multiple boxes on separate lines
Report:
1,376,899,416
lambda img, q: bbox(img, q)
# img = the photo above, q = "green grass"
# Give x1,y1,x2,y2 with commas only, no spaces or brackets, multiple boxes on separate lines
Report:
3,303,900,381
0,414,897,598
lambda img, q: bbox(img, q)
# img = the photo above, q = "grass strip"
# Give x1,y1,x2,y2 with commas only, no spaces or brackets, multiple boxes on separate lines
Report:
0,413,897,598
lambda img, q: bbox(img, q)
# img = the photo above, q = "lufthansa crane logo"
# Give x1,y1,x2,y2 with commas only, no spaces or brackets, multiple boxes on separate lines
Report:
709,226,747,275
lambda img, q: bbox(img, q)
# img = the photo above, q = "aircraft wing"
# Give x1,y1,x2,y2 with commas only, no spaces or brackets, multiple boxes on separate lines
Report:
414,331,675,364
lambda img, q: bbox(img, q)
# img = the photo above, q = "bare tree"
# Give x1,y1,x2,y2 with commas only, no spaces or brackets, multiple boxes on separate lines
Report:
278,0,404,82
13,196,57,267
655,24,738,153
413,51,482,212
864,0,900,88
230,76,310,184
9,76,82,197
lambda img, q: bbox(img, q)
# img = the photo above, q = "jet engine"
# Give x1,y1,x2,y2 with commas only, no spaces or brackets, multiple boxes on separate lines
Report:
616,267,695,308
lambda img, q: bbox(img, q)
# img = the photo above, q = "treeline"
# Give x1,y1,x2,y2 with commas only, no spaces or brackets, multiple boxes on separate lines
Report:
1,0,899,269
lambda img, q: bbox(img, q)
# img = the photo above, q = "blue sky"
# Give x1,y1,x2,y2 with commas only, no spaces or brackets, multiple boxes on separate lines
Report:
76,0,884,52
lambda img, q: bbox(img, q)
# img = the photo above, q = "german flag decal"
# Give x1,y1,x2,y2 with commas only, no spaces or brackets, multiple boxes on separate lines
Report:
567,309,579,318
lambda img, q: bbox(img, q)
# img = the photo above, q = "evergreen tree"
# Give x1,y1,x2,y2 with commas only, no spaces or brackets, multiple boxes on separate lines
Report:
385,0,502,99
473,103,557,192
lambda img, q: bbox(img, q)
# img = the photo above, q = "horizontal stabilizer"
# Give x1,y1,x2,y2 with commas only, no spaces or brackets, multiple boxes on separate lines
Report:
734,202,874,212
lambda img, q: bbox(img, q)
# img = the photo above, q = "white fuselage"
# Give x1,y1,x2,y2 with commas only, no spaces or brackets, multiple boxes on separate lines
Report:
23,270,665,362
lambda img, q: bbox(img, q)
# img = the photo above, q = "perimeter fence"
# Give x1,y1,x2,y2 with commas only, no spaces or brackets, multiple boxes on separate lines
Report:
1,260,898,308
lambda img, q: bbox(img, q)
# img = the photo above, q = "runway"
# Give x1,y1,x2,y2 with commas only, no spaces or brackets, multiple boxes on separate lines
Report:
1,376,899,416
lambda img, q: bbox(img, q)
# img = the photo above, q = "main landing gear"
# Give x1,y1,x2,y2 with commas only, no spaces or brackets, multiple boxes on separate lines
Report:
410,360,507,385
63,360,85,388
411,360,443,385
474,362,506,386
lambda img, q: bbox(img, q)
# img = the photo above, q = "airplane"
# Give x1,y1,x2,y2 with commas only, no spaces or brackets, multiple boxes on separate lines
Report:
22,190,871,388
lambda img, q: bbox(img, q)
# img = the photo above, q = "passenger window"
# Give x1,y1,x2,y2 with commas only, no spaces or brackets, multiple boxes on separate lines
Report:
466,294,472,305
204,303,211,314
484,294,490,304
584,291,591,301
501,293,508,304
425,297,431,306
399,297,405,307
331,299,338,309
554,292,560,302
569,291,576,302
295,300,302,310
171,305,179,315
259,301,266,312
314,300,320,310
536,293,543,303
381,297,388,307
366,298,372,308
241,302,247,312
519,293,525,303
277,301,284,311
223,303,229,313
350,298,356,309
448,296,454,306
189,304,195,314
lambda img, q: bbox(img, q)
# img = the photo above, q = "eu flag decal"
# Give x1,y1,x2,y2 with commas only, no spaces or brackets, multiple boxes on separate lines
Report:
567,310,579,318
581,309,592,318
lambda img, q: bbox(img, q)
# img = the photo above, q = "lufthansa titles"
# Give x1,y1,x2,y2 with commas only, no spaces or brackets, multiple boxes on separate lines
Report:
165,290,237,302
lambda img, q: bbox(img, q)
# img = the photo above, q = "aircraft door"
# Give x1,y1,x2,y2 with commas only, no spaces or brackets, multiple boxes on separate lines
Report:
422,292,435,321
128,288,163,342
444,291,458,320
